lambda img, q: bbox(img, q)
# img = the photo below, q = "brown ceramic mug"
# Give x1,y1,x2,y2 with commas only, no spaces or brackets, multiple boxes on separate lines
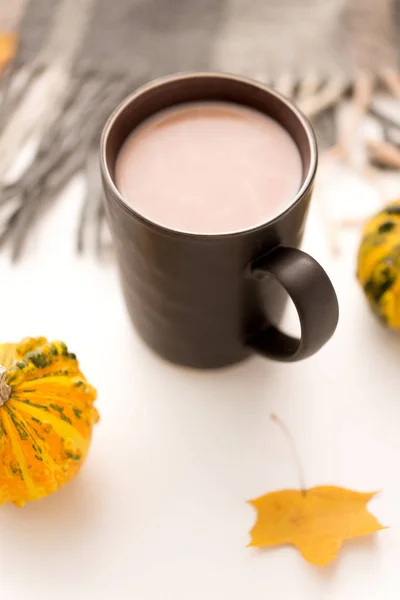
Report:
100,72,338,368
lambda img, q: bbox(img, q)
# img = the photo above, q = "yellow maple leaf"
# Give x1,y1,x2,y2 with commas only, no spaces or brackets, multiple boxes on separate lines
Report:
0,31,17,72
248,486,385,566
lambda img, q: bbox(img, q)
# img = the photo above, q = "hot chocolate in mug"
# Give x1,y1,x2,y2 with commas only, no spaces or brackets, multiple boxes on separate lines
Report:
100,72,339,368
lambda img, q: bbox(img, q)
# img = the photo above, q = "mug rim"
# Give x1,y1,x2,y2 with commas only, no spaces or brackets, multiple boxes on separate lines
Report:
100,71,318,239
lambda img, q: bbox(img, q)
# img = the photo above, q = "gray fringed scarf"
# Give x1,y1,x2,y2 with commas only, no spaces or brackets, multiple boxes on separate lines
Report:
0,0,399,259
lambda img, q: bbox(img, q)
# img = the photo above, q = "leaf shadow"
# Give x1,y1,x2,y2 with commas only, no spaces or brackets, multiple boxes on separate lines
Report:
250,532,381,578
313,533,381,580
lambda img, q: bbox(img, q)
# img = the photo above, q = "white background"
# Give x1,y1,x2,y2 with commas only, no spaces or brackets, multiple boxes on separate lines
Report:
0,164,400,599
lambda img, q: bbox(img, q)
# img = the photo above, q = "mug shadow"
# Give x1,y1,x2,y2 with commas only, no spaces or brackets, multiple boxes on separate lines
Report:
151,349,285,431
148,342,283,398
135,345,289,496
134,332,287,419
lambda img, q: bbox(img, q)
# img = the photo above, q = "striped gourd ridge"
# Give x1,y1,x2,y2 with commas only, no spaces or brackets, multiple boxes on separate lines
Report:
357,200,400,329
0,337,98,506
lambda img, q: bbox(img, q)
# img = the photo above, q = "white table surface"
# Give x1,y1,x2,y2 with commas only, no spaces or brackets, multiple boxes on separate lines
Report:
1,167,400,599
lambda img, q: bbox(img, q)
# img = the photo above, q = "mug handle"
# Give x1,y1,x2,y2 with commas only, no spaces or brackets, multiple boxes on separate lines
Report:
248,246,339,361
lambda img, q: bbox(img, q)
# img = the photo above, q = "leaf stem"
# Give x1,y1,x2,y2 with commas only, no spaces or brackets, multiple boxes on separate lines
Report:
271,413,307,496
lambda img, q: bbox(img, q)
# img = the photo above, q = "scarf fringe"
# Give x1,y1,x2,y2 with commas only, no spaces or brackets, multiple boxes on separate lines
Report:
0,66,137,260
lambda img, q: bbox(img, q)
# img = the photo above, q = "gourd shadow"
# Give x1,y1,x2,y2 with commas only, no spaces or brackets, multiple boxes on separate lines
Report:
356,294,400,358
0,466,103,572
368,318,400,357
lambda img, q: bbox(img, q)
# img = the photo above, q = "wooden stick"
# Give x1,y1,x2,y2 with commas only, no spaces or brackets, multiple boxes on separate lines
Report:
367,139,400,169
296,71,321,100
273,72,296,98
298,74,348,119
336,71,374,164
381,68,400,100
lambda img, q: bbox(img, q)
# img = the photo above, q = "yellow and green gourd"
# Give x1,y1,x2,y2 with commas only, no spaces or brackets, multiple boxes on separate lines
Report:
357,199,400,329
0,337,98,506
